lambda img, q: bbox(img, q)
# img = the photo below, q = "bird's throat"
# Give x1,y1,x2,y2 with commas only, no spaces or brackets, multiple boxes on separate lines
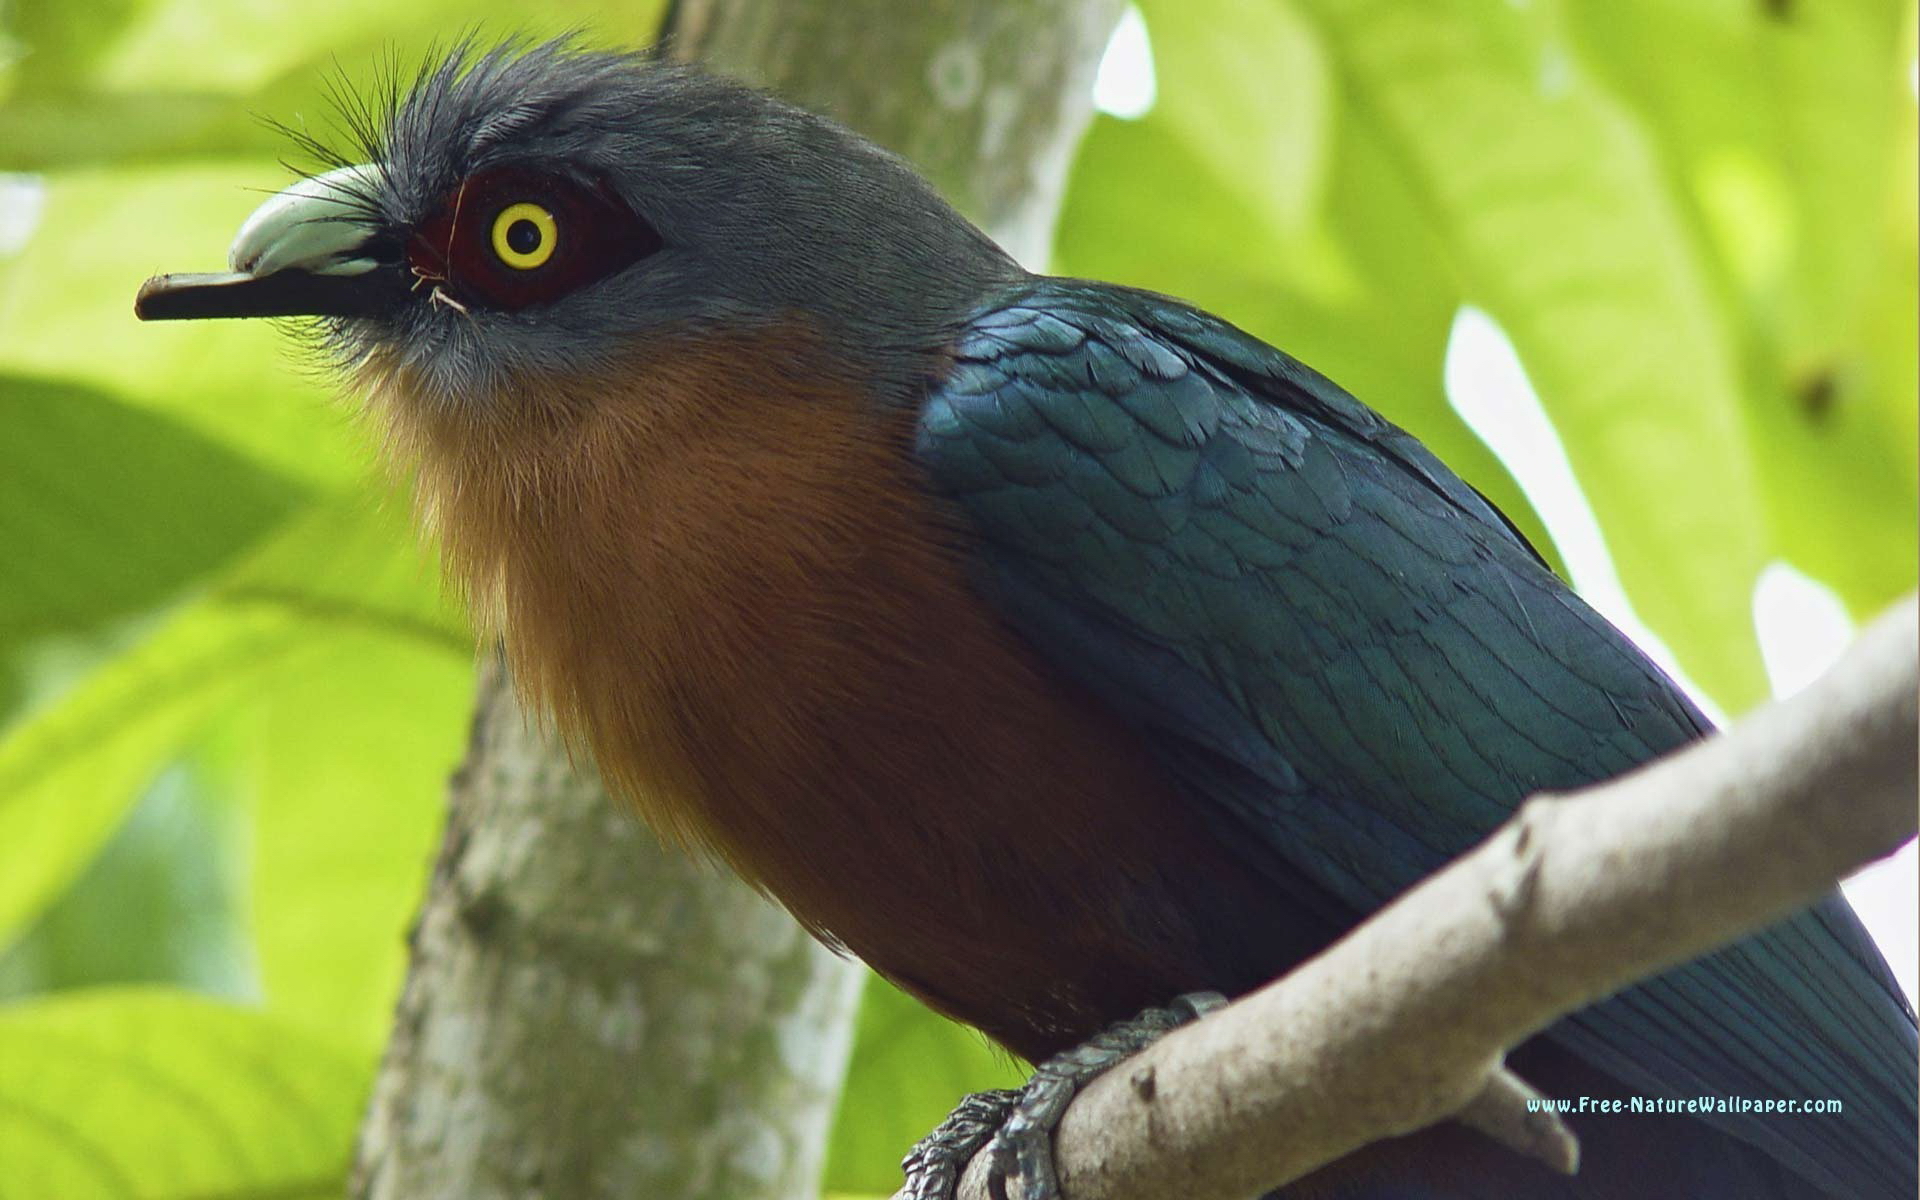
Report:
358,327,969,850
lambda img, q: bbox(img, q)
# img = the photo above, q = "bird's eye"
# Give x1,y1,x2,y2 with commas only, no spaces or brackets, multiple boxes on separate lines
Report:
406,166,663,312
491,202,557,270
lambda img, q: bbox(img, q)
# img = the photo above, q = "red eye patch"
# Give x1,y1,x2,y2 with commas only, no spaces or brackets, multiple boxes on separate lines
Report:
406,165,663,312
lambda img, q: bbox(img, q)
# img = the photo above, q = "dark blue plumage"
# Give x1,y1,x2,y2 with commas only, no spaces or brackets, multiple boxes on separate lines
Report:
916,278,1918,1198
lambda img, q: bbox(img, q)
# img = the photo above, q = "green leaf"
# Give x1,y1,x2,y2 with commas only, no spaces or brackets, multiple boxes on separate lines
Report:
168,496,468,1050
0,986,366,1200
1564,0,1910,357
0,163,363,490
0,0,149,101
4,0,665,100
0,94,284,170
0,3,665,168
0,493,464,950
1561,0,1919,623
1137,0,1335,240
0,374,305,659
0,601,320,949
824,973,1024,1196
215,492,466,645
0,762,253,1002
226,629,472,1052
1282,0,1772,708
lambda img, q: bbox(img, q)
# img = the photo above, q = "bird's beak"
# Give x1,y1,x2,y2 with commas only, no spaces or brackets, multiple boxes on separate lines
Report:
135,164,409,321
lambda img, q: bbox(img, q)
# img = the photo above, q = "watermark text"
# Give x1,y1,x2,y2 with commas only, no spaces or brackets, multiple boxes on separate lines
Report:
1526,1095,1843,1115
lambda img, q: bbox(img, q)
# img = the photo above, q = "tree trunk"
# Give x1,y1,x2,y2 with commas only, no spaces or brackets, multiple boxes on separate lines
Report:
350,4,1121,1197
352,657,862,1200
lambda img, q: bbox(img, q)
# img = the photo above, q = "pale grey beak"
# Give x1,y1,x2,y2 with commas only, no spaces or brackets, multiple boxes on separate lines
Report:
136,164,408,321
228,164,386,277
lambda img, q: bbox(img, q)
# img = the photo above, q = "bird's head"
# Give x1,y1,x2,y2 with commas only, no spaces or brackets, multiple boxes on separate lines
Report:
138,39,1027,635
136,39,1021,413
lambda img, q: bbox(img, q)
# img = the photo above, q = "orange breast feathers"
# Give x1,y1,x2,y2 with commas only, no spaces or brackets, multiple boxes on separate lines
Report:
356,325,1270,1058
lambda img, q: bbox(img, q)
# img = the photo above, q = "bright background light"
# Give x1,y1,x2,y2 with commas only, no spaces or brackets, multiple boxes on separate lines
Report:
0,173,46,257
1094,6,1157,120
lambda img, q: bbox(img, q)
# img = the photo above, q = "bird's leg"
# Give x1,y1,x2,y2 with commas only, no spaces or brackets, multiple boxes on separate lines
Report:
903,991,1228,1200
992,991,1226,1200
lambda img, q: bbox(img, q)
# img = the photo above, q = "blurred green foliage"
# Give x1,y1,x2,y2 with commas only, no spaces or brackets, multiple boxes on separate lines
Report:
0,1,1912,1197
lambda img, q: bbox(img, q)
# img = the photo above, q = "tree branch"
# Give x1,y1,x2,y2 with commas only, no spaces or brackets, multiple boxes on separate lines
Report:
915,594,1918,1200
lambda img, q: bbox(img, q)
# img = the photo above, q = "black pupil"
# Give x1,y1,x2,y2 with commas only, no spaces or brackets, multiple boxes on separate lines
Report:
506,218,544,256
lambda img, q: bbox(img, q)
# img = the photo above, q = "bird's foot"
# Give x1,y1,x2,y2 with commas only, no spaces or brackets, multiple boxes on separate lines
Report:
903,991,1228,1200
902,1088,1019,1200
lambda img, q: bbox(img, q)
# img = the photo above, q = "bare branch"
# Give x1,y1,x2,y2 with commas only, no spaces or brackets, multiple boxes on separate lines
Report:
907,594,1917,1200
1457,1066,1580,1175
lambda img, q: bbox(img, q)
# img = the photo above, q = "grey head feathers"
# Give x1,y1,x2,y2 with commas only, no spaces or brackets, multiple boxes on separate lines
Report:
311,38,1023,402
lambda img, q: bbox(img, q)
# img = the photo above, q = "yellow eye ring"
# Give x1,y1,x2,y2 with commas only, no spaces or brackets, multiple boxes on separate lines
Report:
491,202,558,269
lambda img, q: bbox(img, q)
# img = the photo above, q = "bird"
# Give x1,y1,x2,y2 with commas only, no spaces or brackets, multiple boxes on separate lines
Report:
135,40,1916,1200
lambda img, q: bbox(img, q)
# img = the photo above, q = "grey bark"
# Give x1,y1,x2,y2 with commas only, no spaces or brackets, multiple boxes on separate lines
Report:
352,657,862,1200
351,4,1122,1198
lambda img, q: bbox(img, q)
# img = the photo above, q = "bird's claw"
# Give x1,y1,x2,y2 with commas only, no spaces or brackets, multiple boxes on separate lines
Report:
913,991,1226,1200
902,1088,1019,1200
